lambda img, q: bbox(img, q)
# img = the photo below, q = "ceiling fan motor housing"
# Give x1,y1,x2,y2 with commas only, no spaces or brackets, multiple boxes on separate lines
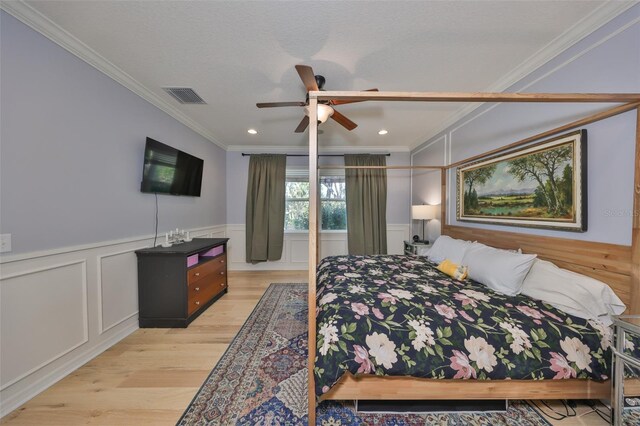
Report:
314,75,326,90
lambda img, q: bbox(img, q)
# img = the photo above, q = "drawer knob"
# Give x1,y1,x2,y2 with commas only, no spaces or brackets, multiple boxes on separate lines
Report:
195,287,200,291
195,272,201,277
220,260,225,264
221,283,226,287
220,271,225,275
195,301,200,305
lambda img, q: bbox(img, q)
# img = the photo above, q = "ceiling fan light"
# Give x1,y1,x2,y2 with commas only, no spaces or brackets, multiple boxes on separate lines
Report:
318,104,334,123
304,104,335,124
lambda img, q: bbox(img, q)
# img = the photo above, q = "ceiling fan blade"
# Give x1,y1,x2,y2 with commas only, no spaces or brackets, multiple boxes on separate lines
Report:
294,116,310,133
295,65,319,92
331,88,379,105
330,109,357,131
256,101,306,108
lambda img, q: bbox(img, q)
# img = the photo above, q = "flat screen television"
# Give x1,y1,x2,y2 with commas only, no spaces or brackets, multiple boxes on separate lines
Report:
140,137,203,196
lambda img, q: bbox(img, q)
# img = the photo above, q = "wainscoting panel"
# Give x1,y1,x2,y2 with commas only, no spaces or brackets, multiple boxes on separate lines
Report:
319,234,348,260
0,260,88,390
97,248,141,334
387,225,411,257
227,224,411,271
290,237,309,264
0,225,225,417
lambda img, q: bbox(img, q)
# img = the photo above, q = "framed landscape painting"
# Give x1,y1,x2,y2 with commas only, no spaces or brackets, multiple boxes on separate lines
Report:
456,130,587,232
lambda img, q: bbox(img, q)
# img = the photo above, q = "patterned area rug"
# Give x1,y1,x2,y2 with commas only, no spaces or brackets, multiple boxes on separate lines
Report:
178,283,552,425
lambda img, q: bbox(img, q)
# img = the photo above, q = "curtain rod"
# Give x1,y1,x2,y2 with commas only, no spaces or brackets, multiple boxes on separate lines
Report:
241,153,391,157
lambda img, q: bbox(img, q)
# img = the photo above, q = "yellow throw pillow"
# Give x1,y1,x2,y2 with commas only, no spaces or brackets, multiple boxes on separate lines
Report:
437,259,468,280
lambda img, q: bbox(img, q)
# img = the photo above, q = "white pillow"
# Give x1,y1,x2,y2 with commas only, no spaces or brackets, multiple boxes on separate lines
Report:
521,259,625,326
462,242,537,296
425,236,473,264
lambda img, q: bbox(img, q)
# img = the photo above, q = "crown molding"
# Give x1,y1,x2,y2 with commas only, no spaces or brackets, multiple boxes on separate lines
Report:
226,145,410,154
409,1,638,151
0,1,227,149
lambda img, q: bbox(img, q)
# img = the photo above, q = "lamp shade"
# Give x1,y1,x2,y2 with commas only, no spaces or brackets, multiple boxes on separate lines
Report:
412,204,438,220
304,104,335,124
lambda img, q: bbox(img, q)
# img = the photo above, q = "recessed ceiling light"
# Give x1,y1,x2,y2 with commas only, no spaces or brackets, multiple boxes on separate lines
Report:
378,129,388,135
248,129,258,135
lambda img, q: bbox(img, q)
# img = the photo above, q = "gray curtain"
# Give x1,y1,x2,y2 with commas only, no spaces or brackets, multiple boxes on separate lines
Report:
345,154,388,255
245,154,286,263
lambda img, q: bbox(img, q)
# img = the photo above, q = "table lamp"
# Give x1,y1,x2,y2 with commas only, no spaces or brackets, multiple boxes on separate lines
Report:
411,204,438,243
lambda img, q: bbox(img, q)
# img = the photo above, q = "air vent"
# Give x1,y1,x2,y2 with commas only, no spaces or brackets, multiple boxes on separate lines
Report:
162,87,207,104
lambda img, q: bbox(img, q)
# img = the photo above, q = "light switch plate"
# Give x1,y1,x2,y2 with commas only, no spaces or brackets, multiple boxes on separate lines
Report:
0,234,12,253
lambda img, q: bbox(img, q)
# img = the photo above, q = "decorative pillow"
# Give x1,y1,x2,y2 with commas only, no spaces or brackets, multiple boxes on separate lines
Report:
521,259,626,326
426,236,473,264
437,259,468,280
462,242,537,296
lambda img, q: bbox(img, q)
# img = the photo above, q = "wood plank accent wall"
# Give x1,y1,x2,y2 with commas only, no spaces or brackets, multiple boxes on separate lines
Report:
443,225,634,309
631,106,640,314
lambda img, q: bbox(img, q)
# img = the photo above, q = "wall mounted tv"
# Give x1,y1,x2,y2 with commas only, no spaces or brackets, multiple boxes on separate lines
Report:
140,137,203,196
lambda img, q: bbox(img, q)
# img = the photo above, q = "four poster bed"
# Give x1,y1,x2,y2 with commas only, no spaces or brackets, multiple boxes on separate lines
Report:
305,91,640,424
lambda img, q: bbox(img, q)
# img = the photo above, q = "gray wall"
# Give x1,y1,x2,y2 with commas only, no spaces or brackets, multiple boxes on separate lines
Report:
226,151,411,225
0,12,227,255
411,5,640,245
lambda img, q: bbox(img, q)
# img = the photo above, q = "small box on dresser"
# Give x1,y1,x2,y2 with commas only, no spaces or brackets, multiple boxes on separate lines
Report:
136,238,229,328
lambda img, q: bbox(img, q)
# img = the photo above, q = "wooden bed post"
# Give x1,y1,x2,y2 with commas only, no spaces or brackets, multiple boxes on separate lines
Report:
631,106,640,315
307,97,318,425
441,168,447,234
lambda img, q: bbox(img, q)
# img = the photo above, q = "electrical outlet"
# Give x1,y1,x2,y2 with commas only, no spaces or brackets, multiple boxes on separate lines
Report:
0,234,12,253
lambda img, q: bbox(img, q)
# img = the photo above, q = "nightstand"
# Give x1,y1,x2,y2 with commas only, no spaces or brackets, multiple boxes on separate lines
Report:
404,240,431,256
612,315,640,425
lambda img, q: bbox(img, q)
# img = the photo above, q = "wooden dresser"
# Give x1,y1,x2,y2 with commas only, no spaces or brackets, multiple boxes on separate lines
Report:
136,238,229,328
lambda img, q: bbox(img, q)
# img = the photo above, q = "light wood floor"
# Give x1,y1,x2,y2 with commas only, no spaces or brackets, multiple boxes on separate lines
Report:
1,271,609,425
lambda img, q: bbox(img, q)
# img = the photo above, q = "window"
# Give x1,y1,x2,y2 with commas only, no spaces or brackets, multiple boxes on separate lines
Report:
320,176,346,230
284,177,309,231
284,169,346,231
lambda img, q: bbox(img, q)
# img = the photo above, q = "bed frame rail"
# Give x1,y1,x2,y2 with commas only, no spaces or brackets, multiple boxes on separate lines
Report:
321,374,611,401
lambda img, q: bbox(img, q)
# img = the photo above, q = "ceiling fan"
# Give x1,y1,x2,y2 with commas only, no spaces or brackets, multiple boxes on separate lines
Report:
256,65,378,133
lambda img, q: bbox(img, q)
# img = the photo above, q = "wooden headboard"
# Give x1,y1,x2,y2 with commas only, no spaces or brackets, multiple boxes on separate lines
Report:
443,225,634,309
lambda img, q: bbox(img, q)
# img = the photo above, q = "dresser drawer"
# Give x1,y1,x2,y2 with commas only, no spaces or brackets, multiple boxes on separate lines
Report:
187,254,227,285
188,277,227,315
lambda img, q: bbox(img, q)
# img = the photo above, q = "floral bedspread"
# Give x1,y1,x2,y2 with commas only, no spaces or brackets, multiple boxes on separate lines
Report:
314,255,613,397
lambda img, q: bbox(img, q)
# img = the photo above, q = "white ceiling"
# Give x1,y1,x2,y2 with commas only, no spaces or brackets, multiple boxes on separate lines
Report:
11,1,634,150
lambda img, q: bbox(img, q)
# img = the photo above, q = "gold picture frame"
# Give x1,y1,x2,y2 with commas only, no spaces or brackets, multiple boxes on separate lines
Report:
456,130,587,232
